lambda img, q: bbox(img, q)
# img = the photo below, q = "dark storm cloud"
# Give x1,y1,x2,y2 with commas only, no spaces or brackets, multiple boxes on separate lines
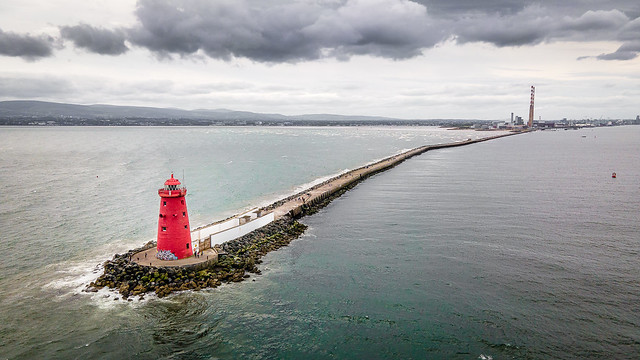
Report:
454,7,631,46
450,5,640,60
0,28,54,60
2,0,638,62
60,24,128,55
128,0,319,61
617,17,640,40
413,0,532,17
453,6,550,47
416,0,640,18
127,0,443,62
124,0,640,62
587,16,640,60
597,41,640,60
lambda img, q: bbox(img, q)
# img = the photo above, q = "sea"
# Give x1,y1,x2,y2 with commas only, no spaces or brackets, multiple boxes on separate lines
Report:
0,125,638,359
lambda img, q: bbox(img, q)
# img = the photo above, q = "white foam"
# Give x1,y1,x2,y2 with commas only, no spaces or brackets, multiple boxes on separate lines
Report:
85,286,157,309
42,237,155,303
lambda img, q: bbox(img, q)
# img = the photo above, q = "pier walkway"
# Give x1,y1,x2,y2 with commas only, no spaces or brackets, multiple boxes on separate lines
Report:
132,247,218,267
270,132,518,219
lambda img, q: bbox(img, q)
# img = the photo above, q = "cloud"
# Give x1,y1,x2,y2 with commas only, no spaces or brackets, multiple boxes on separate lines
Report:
453,7,632,47
414,0,639,18
453,5,551,47
0,28,55,60
3,0,638,63
128,0,308,61
597,40,640,60
594,17,640,60
618,17,640,41
129,1,632,63
128,0,442,62
60,24,128,55
450,6,640,61
307,0,442,59
0,76,74,98
560,9,629,32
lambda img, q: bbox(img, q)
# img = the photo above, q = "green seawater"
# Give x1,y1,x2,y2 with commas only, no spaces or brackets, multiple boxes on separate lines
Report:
0,126,638,359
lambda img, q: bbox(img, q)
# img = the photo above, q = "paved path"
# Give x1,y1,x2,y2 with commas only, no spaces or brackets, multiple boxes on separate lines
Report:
131,247,218,267
271,156,405,218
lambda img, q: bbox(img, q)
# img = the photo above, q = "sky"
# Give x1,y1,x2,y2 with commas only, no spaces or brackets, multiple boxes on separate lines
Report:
1,0,639,120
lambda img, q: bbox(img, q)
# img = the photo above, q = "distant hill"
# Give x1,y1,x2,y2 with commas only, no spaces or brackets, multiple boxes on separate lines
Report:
0,100,396,122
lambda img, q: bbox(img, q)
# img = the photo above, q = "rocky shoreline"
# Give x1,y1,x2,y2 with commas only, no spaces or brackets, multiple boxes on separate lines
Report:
86,216,307,299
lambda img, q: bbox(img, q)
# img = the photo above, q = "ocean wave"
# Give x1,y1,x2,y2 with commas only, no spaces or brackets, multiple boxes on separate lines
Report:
41,238,155,302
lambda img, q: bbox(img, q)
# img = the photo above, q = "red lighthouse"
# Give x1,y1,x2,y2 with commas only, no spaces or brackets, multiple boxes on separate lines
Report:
157,174,192,260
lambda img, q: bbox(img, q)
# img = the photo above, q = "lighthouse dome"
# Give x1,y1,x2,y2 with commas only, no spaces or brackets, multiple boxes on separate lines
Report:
162,174,184,191
164,173,181,186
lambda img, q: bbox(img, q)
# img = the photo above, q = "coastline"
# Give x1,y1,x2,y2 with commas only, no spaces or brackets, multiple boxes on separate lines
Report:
86,131,523,299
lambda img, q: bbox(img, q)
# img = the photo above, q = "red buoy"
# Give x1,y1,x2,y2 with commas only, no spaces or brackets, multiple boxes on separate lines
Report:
157,174,193,259
612,172,617,178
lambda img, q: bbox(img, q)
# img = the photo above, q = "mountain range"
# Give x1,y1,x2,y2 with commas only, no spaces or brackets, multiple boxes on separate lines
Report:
0,100,397,122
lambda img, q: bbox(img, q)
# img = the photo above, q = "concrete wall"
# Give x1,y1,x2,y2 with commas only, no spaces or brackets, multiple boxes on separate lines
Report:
189,209,275,252
192,218,239,242
191,208,262,242
209,212,275,247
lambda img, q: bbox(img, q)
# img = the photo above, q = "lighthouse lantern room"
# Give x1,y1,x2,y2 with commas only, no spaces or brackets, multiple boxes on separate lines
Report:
157,173,192,260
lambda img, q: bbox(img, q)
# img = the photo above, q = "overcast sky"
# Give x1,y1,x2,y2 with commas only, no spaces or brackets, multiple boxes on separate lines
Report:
1,0,639,120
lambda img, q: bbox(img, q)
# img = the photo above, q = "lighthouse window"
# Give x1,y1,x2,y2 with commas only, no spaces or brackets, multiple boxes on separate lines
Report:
163,201,166,206
186,243,190,249
182,212,186,217
184,225,187,229
162,227,166,231
181,200,185,205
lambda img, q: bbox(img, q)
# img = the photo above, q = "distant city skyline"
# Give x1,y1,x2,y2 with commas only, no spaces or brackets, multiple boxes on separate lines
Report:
1,0,639,120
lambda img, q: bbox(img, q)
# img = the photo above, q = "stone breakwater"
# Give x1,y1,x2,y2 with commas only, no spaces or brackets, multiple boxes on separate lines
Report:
86,131,522,299
87,217,307,299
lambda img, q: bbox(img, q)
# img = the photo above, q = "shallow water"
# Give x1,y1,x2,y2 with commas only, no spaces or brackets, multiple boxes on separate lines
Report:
0,126,638,359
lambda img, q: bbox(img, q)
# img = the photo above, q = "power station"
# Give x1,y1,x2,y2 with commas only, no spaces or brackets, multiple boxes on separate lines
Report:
528,85,535,128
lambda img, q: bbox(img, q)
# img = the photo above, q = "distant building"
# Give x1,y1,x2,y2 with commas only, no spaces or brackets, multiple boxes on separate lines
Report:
538,121,555,129
514,116,524,126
